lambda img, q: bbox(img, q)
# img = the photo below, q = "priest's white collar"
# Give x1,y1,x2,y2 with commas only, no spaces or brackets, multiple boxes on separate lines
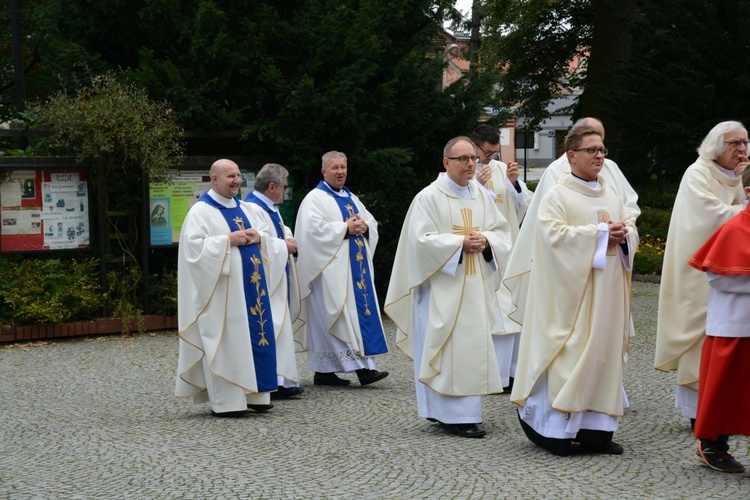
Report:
712,161,737,178
252,190,278,211
321,181,349,197
206,189,239,208
440,172,473,199
570,172,601,189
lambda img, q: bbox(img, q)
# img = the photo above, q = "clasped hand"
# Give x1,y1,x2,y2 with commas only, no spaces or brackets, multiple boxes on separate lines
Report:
607,222,628,245
229,228,261,247
463,232,487,254
347,215,367,236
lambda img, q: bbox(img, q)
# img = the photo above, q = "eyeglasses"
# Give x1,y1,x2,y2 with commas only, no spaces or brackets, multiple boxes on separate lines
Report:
476,144,500,158
447,155,481,165
724,140,750,148
273,183,289,191
572,147,608,157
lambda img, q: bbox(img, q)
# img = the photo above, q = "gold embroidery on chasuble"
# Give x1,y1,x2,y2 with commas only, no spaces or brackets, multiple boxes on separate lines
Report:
248,255,270,345
487,179,503,204
346,202,372,316
354,238,372,316
453,208,479,275
597,211,616,256
233,216,246,230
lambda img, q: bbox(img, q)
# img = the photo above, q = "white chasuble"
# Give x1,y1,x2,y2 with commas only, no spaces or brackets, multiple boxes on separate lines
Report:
502,155,640,336
244,197,301,385
655,157,744,389
294,185,386,371
510,174,638,416
385,174,512,396
176,192,288,412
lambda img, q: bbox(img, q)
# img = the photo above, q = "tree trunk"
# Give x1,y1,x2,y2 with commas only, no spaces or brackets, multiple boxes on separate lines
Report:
578,0,637,158
468,0,483,79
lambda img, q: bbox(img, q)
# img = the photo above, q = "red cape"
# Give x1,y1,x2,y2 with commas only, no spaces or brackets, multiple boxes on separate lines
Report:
689,204,750,275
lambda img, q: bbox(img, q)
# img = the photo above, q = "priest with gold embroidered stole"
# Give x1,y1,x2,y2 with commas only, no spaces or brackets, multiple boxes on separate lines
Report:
245,163,305,400
510,127,638,455
385,137,512,439
295,151,389,388
176,159,289,417
655,121,748,429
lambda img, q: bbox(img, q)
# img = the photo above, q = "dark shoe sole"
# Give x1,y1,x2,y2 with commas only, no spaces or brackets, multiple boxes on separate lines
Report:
247,403,274,413
271,386,305,399
358,371,389,386
211,410,248,418
313,376,351,386
439,422,486,439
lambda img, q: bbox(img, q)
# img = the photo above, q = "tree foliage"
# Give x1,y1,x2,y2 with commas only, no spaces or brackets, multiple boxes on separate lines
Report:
4,0,493,300
478,0,750,188
480,0,591,130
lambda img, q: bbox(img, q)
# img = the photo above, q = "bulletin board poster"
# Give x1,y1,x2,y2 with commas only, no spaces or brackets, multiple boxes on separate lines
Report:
148,170,256,246
0,169,90,251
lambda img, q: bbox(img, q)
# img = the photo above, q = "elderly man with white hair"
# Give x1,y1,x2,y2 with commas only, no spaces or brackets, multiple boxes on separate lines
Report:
655,120,750,429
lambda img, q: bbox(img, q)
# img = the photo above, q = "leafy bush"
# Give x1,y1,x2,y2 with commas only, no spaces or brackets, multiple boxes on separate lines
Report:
147,268,178,316
633,233,666,275
0,256,104,325
637,207,671,241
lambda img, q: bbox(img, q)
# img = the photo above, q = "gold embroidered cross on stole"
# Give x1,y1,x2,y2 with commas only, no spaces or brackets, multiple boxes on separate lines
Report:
453,208,479,275
233,216,245,231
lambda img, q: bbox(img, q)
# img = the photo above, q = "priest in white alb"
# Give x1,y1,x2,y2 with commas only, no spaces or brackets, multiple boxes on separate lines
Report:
655,121,748,428
176,159,289,417
502,117,640,391
470,124,532,391
384,136,512,439
244,163,304,400
510,126,638,455
295,151,389,387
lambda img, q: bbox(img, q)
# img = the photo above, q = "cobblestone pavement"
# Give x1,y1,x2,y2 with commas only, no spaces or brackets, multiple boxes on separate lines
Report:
1,282,749,499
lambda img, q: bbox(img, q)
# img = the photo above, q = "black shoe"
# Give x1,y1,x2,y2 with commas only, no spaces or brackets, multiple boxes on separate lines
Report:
439,422,486,438
426,417,438,423
356,369,389,386
314,372,351,386
211,409,248,418
503,377,514,393
247,403,274,412
580,440,624,455
271,386,305,400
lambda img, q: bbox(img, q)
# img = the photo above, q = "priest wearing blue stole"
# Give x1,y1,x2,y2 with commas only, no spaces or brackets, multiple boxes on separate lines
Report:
176,159,289,417
245,163,305,400
295,151,389,387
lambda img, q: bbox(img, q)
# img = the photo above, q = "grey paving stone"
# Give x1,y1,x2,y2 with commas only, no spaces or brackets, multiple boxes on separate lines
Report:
1,282,749,498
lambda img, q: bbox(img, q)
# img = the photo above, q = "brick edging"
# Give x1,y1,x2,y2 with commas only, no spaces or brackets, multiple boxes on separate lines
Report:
0,316,178,344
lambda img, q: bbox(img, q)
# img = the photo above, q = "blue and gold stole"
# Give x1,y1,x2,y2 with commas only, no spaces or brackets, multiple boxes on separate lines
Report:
244,191,292,302
315,181,387,356
199,192,277,392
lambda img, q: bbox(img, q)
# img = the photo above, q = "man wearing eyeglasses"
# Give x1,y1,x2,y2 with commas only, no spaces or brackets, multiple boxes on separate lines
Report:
244,163,304,400
510,126,638,456
471,124,532,393
385,136,512,439
295,151,389,388
656,121,749,432
502,117,640,393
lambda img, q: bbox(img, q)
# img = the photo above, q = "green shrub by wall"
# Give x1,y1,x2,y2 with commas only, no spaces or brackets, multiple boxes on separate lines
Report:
0,256,104,325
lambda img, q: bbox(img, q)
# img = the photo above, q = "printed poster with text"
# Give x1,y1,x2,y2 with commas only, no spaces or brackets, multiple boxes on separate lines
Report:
149,170,255,246
0,170,90,251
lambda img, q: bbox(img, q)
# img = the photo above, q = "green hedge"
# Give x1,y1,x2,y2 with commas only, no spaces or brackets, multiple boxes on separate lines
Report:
0,256,104,325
